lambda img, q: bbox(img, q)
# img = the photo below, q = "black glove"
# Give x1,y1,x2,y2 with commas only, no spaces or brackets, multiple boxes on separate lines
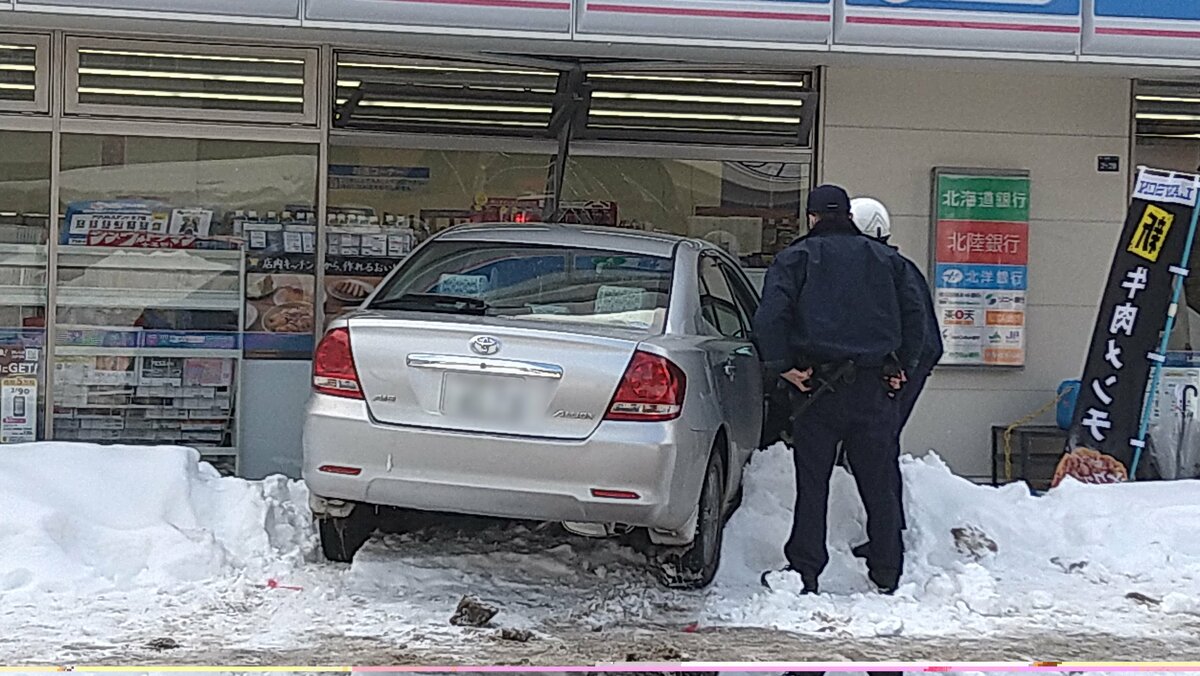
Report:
882,355,905,397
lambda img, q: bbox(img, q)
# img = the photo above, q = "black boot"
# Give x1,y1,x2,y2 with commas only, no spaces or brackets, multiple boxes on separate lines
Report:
869,570,898,595
761,567,818,594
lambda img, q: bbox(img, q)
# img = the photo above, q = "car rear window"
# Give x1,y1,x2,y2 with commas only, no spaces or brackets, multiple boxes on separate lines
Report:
371,240,675,331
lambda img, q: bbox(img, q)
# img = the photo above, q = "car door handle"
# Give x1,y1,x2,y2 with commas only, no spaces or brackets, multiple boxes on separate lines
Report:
723,359,737,378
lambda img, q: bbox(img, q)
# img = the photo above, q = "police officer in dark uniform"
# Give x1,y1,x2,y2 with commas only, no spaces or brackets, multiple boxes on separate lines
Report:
754,184,927,595
848,197,944,561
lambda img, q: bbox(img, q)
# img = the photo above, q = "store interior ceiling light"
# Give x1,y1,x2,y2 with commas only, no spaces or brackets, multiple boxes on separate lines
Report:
358,100,551,115
340,61,555,78
0,83,34,91
0,64,35,72
78,67,303,86
1134,80,1200,140
77,87,303,104
590,91,804,107
589,73,806,88
589,108,801,124
1137,95,1200,105
1137,113,1200,121
333,52,814,145
79,48,303,66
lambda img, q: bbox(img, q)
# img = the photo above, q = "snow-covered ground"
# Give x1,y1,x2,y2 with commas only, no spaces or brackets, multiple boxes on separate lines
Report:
2,441,1200,665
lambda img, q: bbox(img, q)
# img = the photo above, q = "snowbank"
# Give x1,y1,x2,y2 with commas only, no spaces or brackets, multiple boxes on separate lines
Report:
0,443,315,595
711,443,1200,634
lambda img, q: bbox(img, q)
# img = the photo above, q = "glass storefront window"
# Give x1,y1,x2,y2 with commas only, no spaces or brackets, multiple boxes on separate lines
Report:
563,154,809,267
54,134,318,469
324,145,552,323
0,130,49,443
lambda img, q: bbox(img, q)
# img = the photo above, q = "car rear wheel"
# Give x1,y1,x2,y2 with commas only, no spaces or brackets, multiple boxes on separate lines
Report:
658,449,726,589
318,504,377,563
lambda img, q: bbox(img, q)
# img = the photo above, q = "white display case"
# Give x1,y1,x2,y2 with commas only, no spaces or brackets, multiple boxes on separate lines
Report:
52,245,244,472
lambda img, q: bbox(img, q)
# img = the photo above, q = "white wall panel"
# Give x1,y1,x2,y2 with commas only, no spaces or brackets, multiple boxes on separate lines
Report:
575,0,831,45
836,0,1082,55
306,0,571,36
1085,0,1200,60
13,0,300,20
821,66,1132,478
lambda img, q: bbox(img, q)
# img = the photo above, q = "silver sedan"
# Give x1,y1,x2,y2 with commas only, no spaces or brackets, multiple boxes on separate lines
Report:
302,223,782,588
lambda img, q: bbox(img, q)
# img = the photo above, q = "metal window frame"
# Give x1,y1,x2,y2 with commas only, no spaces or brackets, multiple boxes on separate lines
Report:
330,129,811,163
63,36,319,126
0,32,50,115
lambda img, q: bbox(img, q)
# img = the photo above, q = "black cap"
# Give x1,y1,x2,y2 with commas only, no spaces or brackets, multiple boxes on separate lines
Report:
807,184,851,214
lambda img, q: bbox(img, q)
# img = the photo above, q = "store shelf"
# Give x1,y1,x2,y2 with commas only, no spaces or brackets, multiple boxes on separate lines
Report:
56,287,241,310
198,448,238,457
0,285,47,306
59,245,242,264
55,346,240,358
0,242,50,266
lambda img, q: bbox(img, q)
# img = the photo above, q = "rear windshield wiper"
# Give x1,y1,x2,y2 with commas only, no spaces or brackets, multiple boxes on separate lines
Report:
370,292,491,314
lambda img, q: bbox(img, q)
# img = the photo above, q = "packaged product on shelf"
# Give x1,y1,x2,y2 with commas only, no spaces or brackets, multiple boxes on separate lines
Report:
339,234,362,257
182,357,234,388
62,200,172,245
168,209,214,237
244,222,284,254
387,229,416,257
137,356,184,387
57,326,141,348
361,234,388,257
79,417,126,431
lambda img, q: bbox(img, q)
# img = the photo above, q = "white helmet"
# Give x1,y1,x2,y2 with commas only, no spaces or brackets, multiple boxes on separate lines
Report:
851,197,892,240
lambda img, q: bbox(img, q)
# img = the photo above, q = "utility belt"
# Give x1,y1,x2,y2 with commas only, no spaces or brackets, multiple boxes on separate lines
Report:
784,353,904,415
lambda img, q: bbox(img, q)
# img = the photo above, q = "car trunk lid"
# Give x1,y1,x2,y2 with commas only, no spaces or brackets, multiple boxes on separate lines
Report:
348,314,643,439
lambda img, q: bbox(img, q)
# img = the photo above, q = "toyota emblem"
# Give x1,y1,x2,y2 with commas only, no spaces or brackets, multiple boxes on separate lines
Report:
470,335,501,356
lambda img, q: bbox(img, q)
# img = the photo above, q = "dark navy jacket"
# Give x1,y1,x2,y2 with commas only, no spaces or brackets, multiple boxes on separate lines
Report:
753,220,928,376
899,256,944,374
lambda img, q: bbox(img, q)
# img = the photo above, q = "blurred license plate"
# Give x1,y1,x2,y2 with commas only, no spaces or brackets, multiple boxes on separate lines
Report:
441,373,530,421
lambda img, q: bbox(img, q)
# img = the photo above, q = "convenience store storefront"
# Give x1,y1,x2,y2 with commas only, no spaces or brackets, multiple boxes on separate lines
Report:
2,0,1200,480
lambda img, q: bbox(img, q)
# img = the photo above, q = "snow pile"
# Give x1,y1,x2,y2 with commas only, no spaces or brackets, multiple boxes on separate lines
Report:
0,443,315,595
710,443,1200,633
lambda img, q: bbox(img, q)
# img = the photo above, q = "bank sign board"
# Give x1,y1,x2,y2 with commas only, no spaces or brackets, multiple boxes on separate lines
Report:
575,0,831,44
1085,0,1200,60
837,0,1081,53
931,169,1031,367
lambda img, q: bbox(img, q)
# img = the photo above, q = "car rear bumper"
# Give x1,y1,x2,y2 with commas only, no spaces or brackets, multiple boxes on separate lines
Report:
302,394,704,531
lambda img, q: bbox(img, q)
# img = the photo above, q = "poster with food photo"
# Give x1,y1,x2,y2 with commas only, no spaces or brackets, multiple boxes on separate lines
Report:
243,273,315,359
324,275,377,323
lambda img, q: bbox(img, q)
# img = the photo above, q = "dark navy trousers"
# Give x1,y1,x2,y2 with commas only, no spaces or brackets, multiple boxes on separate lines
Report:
785,370,904,587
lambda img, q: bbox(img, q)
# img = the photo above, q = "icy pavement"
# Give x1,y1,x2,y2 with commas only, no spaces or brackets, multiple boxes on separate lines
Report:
2,442,1200,665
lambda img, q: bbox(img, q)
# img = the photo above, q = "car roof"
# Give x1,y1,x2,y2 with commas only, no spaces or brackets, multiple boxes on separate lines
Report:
434,222,700,258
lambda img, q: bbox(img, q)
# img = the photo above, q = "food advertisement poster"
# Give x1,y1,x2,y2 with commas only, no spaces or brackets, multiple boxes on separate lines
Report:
930,169,1030,367
321,228,410,325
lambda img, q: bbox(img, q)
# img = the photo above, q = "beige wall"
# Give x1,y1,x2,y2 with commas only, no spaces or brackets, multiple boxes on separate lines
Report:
820,66,1132,478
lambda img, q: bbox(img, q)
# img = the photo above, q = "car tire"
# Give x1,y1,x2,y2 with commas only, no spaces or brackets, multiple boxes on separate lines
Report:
318,504,377,563
658,449,726,590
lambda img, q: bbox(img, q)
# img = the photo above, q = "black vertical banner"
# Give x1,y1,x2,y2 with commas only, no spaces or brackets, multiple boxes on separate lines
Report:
1063,168,1199,485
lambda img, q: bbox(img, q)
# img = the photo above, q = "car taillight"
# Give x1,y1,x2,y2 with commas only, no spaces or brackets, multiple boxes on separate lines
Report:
605,350,686,422
313,327,363,399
